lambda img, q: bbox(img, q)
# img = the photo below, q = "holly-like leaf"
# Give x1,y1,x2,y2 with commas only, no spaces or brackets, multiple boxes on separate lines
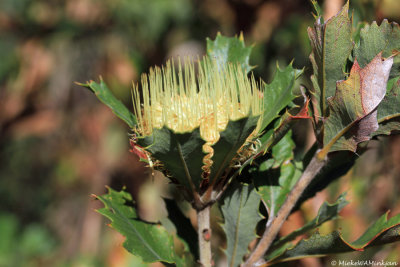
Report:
209,116,260,186
220,183,262,267
78,79,137,128
373,78,400,136
206,33,253,73
138,127,207,193
354,19,400,78
253,132,299,218
259,64,302,132
266,212,400,264
308,1,353,117
271,193,348,251
322,53,393,154
96,188,181,264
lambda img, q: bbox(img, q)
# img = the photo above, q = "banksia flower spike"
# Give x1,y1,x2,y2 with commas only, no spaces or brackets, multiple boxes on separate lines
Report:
132,57,264,203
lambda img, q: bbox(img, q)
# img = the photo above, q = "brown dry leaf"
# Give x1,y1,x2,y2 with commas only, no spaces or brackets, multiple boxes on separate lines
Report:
322,53,393,153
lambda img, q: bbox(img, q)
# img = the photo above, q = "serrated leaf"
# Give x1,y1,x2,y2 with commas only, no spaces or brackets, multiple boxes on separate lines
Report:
96,188,180,264
79,80,137,128
373,77,400,136
354,19,400,78
206,33,253,73
209,116,259,185
253,132,300,217
322,54,393,154
271,193,348,251
267,212,400,264
308,1,353,116
220,183,262,267
259,64,301,132
138,127,207,193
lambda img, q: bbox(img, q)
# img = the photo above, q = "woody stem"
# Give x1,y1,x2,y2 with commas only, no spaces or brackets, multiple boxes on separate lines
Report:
197,205,212,267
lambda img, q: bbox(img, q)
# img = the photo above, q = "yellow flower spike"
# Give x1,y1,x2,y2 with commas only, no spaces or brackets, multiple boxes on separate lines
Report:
132,56,264,181
133,57,263,140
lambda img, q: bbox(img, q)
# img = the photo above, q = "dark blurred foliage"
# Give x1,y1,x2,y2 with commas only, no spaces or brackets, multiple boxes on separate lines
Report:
0,0,400,266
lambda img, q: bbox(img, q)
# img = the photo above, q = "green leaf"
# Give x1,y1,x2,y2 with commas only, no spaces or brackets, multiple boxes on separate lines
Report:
352,22,368,47
209,116,259,185
268,130,295,168
206,33,253,73
310,0,322,19
257,163,300,218
270,193,348,251
259,64,301,132
354,19,400,78
253,132,300,217
322,54,393,154
267,212,400,264
138,127,207,193
308,1,353,116
220,183,262,267
79,79,137,128
373,77,400,136
96,188,180,264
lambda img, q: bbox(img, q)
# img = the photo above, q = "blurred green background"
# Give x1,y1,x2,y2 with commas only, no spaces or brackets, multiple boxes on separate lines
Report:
0,0,400,266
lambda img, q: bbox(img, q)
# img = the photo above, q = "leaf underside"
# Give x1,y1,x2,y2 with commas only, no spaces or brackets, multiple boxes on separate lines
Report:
220,182,262,267
322,54,393,153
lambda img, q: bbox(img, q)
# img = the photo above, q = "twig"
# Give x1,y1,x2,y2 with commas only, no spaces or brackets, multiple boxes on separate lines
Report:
242,152,327,267
197,205,212,267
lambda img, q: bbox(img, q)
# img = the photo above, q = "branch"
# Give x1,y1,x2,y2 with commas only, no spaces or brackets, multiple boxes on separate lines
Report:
242,152,327,267
197,205,212,267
